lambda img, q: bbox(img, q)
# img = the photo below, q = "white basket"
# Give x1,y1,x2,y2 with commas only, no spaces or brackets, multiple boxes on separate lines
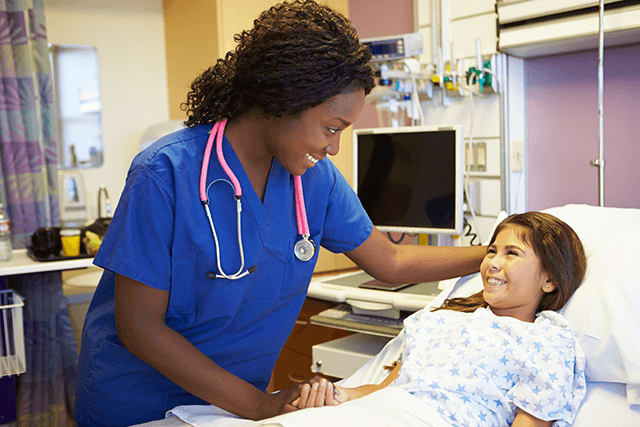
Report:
0,289,26,377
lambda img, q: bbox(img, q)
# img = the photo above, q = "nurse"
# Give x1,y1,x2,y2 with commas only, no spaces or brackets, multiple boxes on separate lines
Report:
74,1,486,426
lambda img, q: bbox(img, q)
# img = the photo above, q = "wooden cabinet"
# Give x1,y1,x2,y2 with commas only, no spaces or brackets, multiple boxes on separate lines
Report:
267,298,351,392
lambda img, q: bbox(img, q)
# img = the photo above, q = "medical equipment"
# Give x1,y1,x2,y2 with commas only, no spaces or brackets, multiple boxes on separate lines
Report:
199,120,315,280
353,125,464,236
360,32,423,62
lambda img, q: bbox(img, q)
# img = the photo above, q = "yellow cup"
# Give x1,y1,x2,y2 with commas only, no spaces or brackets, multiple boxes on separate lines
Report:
60,229,81,257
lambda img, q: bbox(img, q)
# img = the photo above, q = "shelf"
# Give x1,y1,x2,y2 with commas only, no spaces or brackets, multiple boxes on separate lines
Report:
0,249,94,276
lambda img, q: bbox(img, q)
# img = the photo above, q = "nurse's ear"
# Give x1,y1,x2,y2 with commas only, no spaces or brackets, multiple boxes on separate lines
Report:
542,278,556,293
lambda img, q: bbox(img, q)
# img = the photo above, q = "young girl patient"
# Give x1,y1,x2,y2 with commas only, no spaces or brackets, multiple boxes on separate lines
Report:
294,212,587,427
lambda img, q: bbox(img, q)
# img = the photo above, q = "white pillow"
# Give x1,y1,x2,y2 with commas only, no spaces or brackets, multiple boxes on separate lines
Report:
545,205,640,408
436,205,640,408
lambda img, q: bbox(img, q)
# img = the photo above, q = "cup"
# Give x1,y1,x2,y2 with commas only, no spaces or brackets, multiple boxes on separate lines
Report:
60,229,81,257
31,227,62,257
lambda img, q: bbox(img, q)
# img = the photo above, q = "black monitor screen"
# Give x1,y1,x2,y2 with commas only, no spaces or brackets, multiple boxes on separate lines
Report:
355,129,458,232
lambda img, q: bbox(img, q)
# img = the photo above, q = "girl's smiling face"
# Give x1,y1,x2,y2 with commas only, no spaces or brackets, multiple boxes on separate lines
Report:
480,225,556,322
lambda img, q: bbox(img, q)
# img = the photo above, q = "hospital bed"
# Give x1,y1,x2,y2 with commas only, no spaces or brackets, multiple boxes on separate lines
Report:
137,205,640,426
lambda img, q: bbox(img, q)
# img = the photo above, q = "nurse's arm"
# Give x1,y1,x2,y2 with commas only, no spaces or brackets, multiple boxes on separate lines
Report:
346,227,486,284
114,273,299,420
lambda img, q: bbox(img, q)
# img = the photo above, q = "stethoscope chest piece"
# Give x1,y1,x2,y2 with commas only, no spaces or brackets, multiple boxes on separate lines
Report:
201,121,317,274
294,235,316,262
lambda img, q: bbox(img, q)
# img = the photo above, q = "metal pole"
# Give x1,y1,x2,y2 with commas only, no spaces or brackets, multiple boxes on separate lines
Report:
591,0,605,206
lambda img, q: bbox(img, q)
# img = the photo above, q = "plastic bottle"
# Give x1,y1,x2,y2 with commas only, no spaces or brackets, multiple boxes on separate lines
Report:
0,203,13,261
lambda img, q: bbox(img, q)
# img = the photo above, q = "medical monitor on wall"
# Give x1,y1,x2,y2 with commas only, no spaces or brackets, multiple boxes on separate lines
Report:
353,125,463,235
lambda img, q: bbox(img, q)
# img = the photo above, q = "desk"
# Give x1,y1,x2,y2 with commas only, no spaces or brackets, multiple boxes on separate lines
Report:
269,269,439,390
0,249,94,277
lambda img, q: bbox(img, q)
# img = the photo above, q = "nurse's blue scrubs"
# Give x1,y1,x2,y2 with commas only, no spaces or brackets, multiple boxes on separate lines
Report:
74,125,373,426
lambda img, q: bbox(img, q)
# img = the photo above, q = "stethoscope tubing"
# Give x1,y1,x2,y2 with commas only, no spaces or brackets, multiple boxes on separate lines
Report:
294,175,310,237
199,120,315,280
204,179,249,280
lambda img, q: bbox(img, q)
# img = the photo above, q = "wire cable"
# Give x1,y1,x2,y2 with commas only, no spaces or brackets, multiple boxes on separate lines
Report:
387,232,406,244
461,75,483,243
463,217,480,246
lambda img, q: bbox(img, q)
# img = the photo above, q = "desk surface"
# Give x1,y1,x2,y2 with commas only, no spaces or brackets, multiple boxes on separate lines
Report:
308,270,441,312
0,249,94,276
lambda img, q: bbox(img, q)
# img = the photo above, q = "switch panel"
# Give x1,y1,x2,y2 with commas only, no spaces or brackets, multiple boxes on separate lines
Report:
510,140,524,172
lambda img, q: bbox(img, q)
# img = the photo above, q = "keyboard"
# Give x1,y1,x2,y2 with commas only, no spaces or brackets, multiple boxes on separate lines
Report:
310,303,407,337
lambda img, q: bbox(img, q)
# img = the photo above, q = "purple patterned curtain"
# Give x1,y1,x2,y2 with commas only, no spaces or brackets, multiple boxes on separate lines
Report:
0,0,59,248
1,1,77,426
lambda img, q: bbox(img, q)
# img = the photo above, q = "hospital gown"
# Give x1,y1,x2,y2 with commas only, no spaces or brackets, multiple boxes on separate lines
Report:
392,307,586,427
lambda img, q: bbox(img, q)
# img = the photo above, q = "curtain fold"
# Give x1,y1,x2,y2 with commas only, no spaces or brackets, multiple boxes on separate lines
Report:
0,0,59,248
7,272,77,426
1,1,77,425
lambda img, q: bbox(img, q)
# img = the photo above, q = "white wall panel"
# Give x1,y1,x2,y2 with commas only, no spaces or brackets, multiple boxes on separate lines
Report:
418,26,434,64
507,56,526,213
497,0,598,24
415,0,432,27
450,13,497,59
475,178,502,216
420,95,501,139
450,0,495,21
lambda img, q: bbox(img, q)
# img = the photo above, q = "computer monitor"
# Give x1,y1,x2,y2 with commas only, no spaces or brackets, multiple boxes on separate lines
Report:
353,125,464,235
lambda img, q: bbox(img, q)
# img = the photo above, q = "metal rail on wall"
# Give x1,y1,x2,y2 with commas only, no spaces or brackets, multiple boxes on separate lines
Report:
590,0,605,206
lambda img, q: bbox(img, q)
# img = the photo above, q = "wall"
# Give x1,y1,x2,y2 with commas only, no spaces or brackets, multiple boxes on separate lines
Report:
410,0,505,243
349,0,507,244
349,0,414,130
526,44,640,210
44,0,169,220
163,0,218,120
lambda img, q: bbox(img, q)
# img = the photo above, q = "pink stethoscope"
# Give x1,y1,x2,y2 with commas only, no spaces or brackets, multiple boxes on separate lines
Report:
199,119,316,280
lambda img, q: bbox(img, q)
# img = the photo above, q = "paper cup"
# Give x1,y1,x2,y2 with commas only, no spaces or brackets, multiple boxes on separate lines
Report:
60,229,81,257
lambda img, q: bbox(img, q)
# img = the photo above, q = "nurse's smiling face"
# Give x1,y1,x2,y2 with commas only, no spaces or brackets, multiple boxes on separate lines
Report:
264,88,366,176
480,225,556,322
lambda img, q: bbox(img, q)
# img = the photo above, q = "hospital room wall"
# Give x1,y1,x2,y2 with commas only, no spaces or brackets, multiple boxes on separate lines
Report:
349,0,414,130
43,0,170,223
350,0,506,244
526,44,640,210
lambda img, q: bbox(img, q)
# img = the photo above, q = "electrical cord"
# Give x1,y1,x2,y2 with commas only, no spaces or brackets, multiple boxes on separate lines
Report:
460,75,483,244
387,232,406,244
463,217,480,246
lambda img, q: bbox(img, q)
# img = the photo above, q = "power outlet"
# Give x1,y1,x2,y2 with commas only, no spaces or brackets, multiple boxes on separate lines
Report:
465,142,487,172
510,140,524,172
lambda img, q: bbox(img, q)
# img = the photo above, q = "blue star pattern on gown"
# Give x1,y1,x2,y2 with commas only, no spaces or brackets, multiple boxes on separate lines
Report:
390,307,587,427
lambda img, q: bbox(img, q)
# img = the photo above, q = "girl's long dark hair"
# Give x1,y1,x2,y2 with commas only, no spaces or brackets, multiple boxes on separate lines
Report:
182,0,374,126
434,212,586,313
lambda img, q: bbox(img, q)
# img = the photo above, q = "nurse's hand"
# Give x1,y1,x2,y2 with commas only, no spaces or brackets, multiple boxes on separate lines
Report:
262,383,302,418
290,378,345,409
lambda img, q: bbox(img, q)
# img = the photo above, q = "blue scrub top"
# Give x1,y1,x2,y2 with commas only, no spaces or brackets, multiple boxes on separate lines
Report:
74,124,373,426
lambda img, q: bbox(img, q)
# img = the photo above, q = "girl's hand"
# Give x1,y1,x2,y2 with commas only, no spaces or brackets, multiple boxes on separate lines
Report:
260,383,302,418
291,378,346,409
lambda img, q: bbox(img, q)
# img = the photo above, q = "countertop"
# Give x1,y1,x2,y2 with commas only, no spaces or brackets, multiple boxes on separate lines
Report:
0,249,94,276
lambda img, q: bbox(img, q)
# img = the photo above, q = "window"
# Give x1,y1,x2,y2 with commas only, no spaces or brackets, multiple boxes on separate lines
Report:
50,45,104,169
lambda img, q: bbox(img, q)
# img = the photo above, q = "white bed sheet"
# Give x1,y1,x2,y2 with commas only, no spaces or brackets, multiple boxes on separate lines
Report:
137,331,640,427
165,387,450,427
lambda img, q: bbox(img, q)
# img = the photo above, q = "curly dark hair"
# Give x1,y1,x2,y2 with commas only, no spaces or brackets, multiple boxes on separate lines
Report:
182,0,374,126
